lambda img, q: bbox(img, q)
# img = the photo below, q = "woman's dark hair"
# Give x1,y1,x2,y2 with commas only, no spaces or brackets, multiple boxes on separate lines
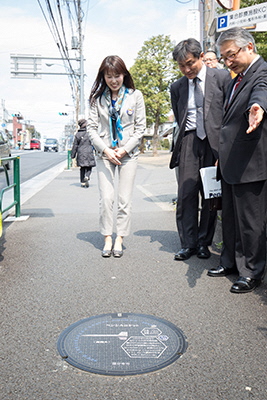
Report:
89,55,135,105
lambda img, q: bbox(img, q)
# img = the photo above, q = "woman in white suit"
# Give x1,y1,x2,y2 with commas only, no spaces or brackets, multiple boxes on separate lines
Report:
88,55,146,258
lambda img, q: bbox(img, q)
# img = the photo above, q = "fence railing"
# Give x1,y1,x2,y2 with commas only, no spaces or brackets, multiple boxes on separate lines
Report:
67,149,72,169
0,156,21,219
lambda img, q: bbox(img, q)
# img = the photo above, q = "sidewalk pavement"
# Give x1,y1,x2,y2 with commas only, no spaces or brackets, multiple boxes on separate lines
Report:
1,150,266,400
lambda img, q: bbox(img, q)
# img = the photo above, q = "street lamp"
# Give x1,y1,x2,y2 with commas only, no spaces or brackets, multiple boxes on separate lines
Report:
45,62,83,123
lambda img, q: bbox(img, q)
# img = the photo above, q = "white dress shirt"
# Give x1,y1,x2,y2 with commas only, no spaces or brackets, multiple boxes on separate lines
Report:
185,64,206,132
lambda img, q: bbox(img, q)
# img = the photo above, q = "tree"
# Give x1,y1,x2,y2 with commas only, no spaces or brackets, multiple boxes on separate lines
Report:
27,126,41,139
130,35,181,156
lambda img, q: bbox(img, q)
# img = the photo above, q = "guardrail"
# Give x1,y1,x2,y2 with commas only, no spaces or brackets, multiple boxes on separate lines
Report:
0,156,21,219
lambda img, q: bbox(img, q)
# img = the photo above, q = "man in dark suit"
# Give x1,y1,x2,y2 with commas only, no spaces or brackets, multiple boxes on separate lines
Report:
207,27,267,293
170,38,231,261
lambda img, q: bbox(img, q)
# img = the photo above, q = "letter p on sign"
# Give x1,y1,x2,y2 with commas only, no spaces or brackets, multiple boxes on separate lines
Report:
217,16,228,31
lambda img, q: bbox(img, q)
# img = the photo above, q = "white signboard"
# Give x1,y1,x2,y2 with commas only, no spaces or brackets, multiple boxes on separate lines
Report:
187,10,200,41
217,2,267,32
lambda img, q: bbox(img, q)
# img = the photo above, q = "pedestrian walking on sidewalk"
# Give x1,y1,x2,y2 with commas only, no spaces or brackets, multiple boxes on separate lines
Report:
71,119,96,187
88,55,146,258
170,38,231,262
207,27,267,293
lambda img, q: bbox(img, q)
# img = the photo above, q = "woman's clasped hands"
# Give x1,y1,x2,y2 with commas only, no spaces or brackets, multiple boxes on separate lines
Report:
104,147,127,165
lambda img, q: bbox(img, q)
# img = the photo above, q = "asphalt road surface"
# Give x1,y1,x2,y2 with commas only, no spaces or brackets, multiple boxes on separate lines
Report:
0,149,67,189
1,151,266,400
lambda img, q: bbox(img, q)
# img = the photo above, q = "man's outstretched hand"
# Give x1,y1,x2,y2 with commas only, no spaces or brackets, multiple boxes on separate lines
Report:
247,103,264,134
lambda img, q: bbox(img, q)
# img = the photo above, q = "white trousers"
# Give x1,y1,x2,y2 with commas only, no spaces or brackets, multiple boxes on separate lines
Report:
96,156,138,237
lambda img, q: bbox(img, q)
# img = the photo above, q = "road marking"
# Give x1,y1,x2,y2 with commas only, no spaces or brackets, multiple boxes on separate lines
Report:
136,185,174,211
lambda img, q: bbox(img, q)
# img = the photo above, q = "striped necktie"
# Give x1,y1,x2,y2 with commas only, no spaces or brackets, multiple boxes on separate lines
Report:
233,73,243,91
228,73,243,105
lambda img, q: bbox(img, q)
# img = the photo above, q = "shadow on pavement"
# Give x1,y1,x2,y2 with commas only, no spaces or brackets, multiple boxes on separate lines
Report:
21,208,55,218
134,229,177,253
77,230,104,251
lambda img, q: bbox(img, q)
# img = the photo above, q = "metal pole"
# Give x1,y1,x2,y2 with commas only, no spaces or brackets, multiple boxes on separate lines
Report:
10,55,79,61
67,150,72,170
13,157,21,218
78,0,85,117
11,71,80,76
80,54,85,117
233,0,240,11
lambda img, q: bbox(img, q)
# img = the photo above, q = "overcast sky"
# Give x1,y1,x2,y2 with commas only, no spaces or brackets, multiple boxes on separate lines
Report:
0,0,196,140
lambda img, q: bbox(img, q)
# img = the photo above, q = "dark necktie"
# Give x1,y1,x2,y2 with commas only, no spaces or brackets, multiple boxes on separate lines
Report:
194,77,206,140
227,73,243,106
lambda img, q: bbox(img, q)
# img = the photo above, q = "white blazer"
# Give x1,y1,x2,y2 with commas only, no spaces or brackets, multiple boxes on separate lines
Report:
87,89,146,158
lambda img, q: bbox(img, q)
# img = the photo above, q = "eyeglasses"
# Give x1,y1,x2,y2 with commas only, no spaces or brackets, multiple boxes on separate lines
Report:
219,47,242,63
203,58,217,62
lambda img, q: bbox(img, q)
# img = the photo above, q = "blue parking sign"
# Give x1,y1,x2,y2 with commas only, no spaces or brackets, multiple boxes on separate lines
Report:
217,15,228,31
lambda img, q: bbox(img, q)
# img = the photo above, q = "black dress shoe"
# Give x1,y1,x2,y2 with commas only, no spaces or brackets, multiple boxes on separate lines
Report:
197,245,210,259
174,248,197,261
230,277,261,293
207,265,236,277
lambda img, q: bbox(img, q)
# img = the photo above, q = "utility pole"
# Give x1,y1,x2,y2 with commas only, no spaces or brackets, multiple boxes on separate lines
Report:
10,1,86,122
233,0,240,10
78,0,85,118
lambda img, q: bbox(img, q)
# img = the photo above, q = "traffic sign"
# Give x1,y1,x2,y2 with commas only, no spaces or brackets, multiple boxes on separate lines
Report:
218,15,228,31
217,2,267,32
216,0,233,11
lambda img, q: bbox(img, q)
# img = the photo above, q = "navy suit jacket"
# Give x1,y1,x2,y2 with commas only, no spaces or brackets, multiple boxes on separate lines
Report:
219,56,267,184
170,66,231,169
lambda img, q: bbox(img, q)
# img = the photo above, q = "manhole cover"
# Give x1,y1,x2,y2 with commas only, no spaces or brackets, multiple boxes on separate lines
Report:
57,313,188,376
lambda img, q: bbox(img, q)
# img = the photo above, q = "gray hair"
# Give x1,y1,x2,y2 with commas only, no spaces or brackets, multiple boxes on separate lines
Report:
216,27,257,53
173,38,202,62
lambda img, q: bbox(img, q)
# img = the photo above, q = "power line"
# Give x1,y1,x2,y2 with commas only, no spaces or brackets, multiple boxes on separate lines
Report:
83,0,91,28
37,0,77,101
37,0,60,48
45,0,72,65
56,0,78,98
36,0,85,116
66,0,76,39
57,0,70,57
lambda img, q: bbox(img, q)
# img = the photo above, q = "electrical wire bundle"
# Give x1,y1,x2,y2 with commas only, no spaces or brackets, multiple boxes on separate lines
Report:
36,0,89,105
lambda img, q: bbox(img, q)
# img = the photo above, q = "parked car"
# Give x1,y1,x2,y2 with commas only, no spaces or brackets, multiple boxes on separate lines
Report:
44,138,59,152
30,139,41,150
0,130,11,170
